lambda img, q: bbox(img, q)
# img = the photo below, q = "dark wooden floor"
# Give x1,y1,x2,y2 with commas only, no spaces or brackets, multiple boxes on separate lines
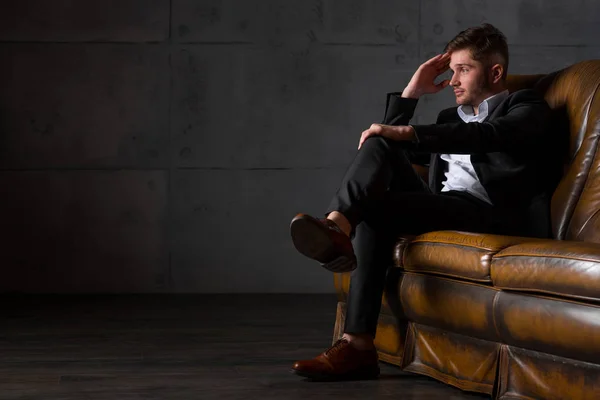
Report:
0,294,487,399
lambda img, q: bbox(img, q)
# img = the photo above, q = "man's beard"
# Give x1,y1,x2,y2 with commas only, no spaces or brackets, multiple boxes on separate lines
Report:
463,71,492,106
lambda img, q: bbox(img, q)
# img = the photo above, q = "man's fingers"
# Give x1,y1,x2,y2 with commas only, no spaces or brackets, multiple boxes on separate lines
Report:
426,54,442,62
434,53,450,67
370,123,383,134
436,64,450,74
358,129,373,149
435,57,450,70
438,56,451,66
359,123,391,148
435,79,451,91
420,53,450,74
433,52,449,61
358,131,367,149
423,53,445,66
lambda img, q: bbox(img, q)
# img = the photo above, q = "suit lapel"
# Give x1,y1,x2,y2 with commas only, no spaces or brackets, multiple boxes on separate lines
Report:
428,94,513,192
429,108,461,192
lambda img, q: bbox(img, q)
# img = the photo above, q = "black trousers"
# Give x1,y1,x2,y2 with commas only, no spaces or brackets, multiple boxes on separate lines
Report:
325,136,519,336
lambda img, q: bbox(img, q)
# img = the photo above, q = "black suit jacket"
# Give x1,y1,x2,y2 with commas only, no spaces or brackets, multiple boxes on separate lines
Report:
381,89,562,238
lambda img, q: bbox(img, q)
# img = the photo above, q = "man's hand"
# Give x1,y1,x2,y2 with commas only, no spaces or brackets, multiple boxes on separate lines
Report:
358,124,415,149
402,53,451,99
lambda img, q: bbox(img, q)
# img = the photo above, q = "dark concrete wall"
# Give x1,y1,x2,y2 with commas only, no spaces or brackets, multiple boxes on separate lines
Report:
0,1,598,293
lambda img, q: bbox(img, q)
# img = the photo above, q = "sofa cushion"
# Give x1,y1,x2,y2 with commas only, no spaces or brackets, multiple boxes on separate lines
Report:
397,231,541,283
491,241,600,302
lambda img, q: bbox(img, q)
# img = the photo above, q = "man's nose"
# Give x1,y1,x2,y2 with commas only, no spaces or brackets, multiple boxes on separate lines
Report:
450,72,460,87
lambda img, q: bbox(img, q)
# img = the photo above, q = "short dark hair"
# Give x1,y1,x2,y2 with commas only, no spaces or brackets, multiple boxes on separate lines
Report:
444,23,509,80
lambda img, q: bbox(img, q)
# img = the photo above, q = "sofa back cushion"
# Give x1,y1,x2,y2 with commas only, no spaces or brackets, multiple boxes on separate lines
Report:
507,60,600,242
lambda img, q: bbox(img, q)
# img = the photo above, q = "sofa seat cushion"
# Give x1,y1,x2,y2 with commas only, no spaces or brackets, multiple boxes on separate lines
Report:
396,231,543,283
491,241,600,302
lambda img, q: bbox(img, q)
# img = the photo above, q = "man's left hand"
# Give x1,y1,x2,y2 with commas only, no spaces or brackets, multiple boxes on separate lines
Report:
358,124,415,149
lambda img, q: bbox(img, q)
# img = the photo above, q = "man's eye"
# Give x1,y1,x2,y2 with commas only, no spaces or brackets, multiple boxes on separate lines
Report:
461,68,469,73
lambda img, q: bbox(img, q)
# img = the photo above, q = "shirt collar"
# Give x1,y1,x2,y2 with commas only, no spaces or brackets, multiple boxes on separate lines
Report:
457,89,509,122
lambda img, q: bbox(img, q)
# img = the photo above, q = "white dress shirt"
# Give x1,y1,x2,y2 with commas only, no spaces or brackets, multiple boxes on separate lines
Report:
440,90,509,205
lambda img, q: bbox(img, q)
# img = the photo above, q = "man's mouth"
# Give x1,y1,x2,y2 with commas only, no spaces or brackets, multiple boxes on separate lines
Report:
454,90,465,96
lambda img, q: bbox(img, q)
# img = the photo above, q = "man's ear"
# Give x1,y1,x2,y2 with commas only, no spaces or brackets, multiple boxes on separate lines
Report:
491,64,504,84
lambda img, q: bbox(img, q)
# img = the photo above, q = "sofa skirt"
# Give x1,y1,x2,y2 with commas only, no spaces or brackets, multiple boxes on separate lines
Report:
333,269,600,399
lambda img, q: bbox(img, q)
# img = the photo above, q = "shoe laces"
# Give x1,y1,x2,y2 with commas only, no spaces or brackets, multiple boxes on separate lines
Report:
324,338,348,357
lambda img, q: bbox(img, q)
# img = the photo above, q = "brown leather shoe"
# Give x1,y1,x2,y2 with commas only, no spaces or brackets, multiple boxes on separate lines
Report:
292,338,380,381
290,213,357,272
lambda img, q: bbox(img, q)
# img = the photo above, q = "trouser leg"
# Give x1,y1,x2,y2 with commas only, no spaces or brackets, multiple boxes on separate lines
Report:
325,136,429,230
326,137,508,336
343,190,500,336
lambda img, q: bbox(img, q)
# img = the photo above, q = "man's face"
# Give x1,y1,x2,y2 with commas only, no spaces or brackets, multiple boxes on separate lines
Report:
448,48,490,107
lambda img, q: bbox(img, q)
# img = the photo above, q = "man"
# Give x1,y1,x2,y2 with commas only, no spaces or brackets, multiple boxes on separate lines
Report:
289,23,557,381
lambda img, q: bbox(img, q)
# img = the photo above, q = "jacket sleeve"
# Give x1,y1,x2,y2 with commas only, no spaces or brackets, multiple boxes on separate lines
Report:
409,90,551,154
382,92,419,126
382,92,431,166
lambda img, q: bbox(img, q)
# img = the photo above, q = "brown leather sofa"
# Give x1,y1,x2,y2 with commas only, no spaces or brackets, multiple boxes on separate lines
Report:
333,60,600,399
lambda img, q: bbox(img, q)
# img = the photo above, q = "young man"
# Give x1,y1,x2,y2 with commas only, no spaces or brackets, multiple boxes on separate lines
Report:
289,23,556,380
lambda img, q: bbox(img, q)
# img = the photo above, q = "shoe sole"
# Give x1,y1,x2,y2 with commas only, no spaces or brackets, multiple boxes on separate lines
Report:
290,365,380,381
290,215,356,273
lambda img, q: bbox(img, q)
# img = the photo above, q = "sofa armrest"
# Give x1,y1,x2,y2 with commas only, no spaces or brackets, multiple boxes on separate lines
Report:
491,240,600,302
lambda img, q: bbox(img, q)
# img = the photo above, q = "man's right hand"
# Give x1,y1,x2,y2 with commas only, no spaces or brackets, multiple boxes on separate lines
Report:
402,53,451,99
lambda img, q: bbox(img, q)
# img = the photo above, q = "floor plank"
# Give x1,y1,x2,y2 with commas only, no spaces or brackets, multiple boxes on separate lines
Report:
0,294,487,399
